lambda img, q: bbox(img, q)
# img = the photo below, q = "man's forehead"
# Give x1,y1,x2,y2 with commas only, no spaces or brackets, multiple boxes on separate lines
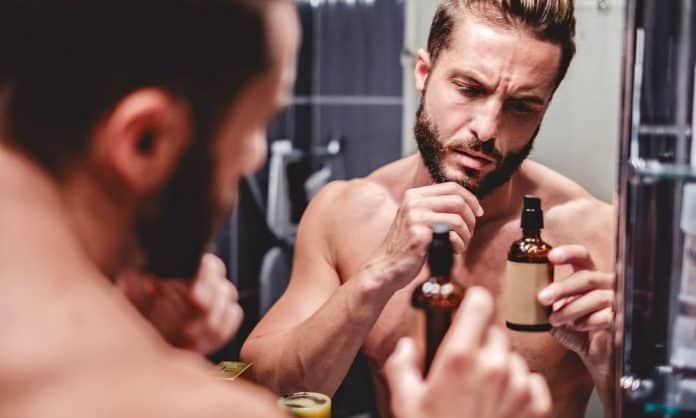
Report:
440,12,562,95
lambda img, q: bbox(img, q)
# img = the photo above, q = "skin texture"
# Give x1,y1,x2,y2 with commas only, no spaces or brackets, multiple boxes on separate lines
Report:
0,1,299,417
243,11,615,418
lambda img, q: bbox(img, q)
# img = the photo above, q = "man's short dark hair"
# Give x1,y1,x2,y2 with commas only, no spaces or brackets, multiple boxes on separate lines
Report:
427,0,576,87
0,0,270,173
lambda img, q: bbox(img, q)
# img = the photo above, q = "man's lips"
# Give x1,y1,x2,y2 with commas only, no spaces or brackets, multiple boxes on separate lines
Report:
450,149,495,170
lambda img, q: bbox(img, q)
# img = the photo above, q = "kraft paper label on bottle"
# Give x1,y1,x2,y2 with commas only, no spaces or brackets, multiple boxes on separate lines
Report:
504,261,552,325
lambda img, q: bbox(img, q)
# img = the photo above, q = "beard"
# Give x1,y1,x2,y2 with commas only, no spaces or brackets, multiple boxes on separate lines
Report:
414,98,538,198
134,141,222,279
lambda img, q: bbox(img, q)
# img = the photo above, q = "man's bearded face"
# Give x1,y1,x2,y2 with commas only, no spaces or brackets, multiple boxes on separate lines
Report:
414,94,537,198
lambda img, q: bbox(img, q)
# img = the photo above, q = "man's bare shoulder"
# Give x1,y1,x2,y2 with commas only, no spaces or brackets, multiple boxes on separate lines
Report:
519,161,609,208
305,158,410,228
2,345,283,418
0,276,283,418
521,161,615,264
296,158,410,267
111,349,284,418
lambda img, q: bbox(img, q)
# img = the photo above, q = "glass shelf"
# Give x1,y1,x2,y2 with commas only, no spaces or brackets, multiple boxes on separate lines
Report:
628,367,696,417
630,160,696,182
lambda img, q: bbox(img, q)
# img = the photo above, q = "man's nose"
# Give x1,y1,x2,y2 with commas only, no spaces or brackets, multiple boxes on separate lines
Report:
470,99,501,143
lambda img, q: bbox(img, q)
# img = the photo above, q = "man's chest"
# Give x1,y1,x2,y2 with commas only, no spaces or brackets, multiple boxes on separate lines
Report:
360,271,569,376
336,227,568,374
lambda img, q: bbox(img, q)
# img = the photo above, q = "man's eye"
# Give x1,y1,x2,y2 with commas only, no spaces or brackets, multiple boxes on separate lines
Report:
506,101,535,114
456,84,483,97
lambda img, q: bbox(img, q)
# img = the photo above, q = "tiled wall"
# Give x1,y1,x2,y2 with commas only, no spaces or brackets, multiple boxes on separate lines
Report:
269,0,405,219
213,0,405,373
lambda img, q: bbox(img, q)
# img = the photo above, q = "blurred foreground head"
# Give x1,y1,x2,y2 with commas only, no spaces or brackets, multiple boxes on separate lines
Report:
0,0,298,278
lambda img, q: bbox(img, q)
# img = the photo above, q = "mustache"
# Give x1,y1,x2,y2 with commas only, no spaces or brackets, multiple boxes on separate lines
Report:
448,137,503,163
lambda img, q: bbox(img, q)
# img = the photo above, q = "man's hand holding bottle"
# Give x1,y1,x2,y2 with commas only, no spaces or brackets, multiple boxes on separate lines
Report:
386,287,552,418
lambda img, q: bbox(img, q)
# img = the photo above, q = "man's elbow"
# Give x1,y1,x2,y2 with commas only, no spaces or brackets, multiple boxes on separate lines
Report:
240,337,303,395
240,338,273,386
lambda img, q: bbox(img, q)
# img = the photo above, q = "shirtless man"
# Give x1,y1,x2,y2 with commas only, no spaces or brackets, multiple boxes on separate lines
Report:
0,0,296,416
0,0,551,417
242,1,615,417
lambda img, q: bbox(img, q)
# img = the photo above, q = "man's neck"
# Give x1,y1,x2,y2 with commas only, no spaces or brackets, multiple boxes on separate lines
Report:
0,144,133,280
409,153,516,224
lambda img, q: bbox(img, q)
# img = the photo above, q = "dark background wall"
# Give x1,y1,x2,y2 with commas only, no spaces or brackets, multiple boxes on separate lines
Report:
212,0,405,369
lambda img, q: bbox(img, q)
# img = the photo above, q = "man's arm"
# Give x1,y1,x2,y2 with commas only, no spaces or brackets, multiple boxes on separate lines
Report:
540,200,616,413
241,181,394,395
241,180,481,396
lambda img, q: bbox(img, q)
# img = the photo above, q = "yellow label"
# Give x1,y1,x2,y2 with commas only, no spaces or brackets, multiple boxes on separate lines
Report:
504,261,552,325
216,361,251,381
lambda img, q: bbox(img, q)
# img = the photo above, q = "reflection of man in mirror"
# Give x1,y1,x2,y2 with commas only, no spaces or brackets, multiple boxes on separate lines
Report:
243,1,615,417
0,0,553,416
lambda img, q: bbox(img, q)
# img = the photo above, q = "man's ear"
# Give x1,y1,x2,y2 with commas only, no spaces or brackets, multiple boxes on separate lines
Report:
414,48,432,96
91,88,191,197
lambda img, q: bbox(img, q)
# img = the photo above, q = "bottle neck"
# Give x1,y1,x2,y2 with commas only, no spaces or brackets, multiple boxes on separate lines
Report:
431,274,451,284
522,228,542,239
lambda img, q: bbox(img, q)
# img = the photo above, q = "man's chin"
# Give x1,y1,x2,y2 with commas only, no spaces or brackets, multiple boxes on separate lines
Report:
440,168,481,189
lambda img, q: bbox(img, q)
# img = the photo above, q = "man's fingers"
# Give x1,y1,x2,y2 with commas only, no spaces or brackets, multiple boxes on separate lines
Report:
185,302,244,354
498,354,531,418
419,195,478,229
539,270,613,306
448,231,467,254
437,213,473,245
206,283,233,333
572,308,613,332
212,302,244,337
472,327,511,417
410,182,483,216
548,289,613,327
526,373,552,418
547,245,596,271
118,272,157,315
201,253,227,277
434,287,495,373
385,337,424,417
409,209,473,243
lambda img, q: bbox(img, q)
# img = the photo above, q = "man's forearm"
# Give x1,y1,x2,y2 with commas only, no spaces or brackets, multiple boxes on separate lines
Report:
242,264,396,396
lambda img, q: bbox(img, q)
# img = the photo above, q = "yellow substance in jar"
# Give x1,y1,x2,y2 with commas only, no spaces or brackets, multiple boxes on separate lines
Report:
277,392,331,418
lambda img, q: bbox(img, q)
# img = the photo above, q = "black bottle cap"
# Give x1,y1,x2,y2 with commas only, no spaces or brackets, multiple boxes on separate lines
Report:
521,195,544,230
428,223,453,276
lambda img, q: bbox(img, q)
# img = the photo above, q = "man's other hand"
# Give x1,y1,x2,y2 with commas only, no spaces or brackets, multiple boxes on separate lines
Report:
385,287,551,418
119,253,243,355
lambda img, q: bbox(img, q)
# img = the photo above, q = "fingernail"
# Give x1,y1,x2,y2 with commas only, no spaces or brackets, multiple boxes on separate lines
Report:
548,248,563,261
538,288,554,304
194,281,212,304
394,337,410,355
477,207,484,217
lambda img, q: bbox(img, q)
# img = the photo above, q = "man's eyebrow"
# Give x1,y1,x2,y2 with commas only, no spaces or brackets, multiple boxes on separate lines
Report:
449,69,550,105
508,94,546,106
449,69,493,90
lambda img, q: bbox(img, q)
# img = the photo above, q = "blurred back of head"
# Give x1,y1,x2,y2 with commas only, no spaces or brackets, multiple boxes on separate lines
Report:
0,0,269,174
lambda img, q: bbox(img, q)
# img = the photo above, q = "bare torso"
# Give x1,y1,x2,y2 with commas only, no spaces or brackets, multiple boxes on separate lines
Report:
327,156,612,418
0,265,283,418
0,160,283,418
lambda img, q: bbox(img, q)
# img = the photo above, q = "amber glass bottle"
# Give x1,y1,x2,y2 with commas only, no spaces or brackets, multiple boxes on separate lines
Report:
412,224,467,374
504,195,553,332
